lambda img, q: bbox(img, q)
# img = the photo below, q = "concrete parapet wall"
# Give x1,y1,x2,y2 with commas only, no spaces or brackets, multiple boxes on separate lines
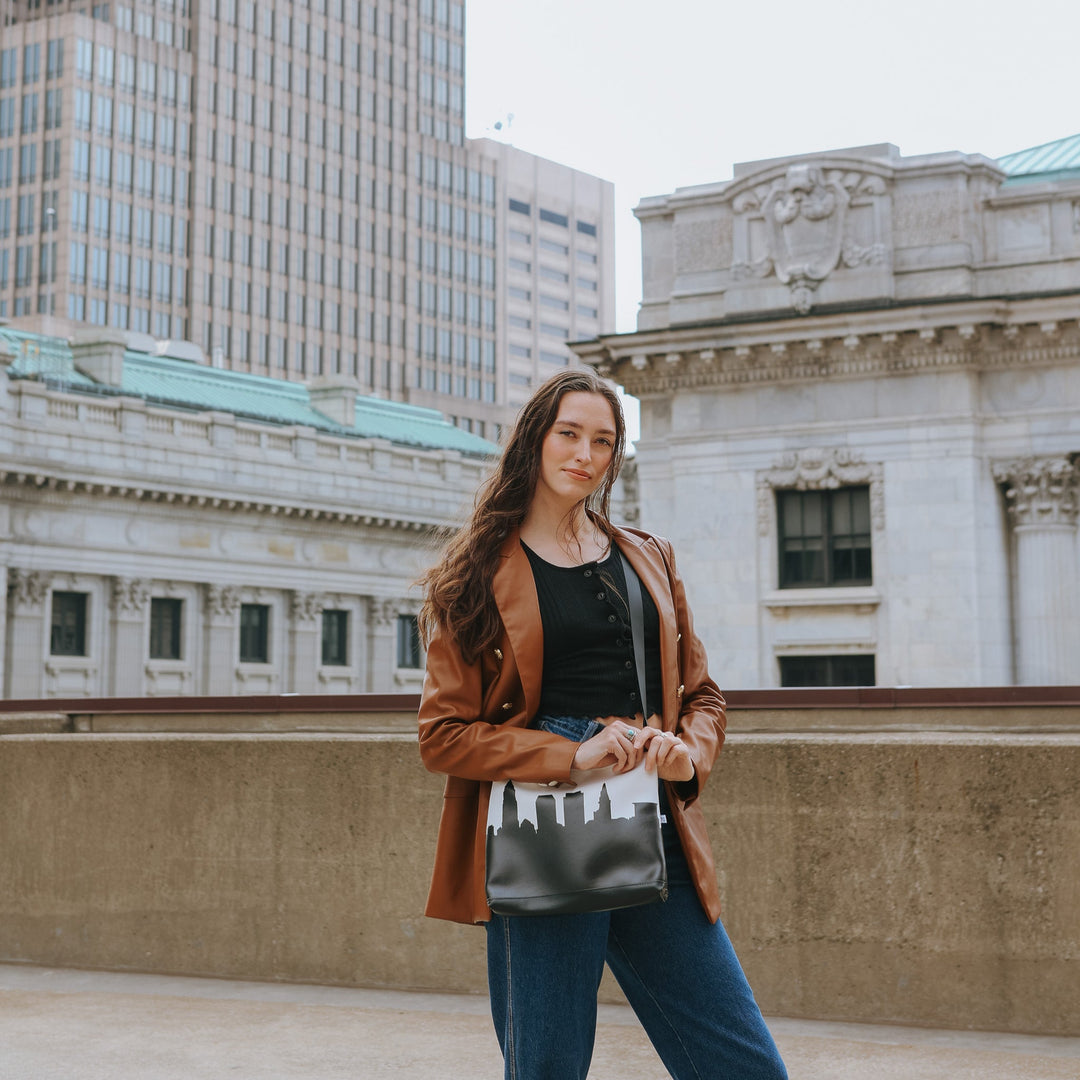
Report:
0,728,1076,1035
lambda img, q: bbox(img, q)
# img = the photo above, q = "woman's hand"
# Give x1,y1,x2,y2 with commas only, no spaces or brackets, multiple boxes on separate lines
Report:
570,722,644,774
637,726,695,783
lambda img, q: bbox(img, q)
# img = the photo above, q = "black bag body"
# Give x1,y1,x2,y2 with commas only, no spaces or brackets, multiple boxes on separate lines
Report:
485,764,667,916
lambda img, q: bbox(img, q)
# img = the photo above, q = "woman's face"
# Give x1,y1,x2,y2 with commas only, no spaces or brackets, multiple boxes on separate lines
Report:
534,391,617,509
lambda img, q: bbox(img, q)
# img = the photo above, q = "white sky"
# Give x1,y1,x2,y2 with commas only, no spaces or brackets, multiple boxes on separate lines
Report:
466,0,1080,334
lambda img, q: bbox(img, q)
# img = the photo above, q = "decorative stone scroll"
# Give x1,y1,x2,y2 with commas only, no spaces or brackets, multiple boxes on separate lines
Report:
732,165,887,314
992,456,1079,528
110,577,150,615
7,569,51,610
756,447,885,536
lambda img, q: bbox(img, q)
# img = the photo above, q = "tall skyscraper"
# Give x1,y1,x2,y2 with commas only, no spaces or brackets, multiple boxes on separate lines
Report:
0,1,613,437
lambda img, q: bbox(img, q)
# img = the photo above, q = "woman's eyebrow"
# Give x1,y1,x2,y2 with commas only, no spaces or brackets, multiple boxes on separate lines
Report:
554,418,616,436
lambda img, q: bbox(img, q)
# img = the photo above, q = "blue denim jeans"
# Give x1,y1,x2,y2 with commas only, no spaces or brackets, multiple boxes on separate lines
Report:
486,716,788,1080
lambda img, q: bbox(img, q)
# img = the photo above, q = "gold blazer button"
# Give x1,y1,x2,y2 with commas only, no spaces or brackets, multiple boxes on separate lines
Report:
494,648,503,661
501,701,513,711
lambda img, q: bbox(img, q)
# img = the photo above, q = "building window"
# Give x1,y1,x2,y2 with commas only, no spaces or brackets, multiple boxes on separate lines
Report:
539,208,567,228
779,655,876,687
777,486,871,588
321,609,349,666
396,614,421,669
149,598,182,660
239,603,270,662
50,592,88,656
576,220,597,237
508,198,530,215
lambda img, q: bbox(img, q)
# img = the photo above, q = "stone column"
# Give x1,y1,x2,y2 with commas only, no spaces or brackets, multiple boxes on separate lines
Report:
203,584,241,695
5,570,51,698
289,591,325,693
367,598,399,692
993,457,1080,684
109,578,150,696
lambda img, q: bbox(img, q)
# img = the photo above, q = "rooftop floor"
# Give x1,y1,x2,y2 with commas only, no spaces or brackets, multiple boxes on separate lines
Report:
1,965,1077,1079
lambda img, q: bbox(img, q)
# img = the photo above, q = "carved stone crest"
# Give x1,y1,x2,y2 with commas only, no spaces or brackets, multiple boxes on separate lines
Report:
733,166,887,313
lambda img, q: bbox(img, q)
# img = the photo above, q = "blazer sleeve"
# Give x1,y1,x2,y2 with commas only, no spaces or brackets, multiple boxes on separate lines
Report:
661,537,727,807
417,624,578,785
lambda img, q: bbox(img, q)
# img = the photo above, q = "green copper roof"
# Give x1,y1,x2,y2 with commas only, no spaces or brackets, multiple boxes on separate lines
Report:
3,328,498,458
998,133,1080,185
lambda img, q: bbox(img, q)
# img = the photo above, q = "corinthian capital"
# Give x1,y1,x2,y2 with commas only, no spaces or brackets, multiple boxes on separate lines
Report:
290,591,325,623
992,456,1079,528
111,577,149,615
7,569,51,611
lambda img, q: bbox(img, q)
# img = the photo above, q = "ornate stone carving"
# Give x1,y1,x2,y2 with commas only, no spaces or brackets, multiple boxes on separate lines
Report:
110,577,149,614
371,598,401,628
757,448,885,536
205,582,242,617
290,591,325,623
732,166,887,313
992,457,1079,528
7,569,51,610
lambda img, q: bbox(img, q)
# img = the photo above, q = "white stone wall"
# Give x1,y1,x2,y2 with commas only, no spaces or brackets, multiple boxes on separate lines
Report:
1,363,491,699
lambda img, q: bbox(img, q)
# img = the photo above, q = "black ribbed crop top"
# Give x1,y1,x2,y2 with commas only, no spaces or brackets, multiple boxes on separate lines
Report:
522,541,663,721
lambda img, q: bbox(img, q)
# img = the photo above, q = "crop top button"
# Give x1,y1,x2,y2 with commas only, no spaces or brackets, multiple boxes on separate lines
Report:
583,569,593,578
596,591,605,600
607,614,617,623
625,660,633,669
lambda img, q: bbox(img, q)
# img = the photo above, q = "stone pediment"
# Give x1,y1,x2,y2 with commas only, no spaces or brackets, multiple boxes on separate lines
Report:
725,157,895,315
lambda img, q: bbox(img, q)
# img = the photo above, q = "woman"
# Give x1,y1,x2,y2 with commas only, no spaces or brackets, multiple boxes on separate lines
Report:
418,369,787,1080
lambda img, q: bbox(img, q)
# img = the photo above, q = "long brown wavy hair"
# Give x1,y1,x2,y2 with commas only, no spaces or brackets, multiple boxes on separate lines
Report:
418,368,626,662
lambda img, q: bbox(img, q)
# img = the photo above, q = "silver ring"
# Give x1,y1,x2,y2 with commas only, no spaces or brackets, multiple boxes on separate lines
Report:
624,727,636,742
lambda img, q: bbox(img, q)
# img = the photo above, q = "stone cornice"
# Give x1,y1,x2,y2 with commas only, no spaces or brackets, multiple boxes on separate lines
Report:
0,469,443,533
577,305,1080,395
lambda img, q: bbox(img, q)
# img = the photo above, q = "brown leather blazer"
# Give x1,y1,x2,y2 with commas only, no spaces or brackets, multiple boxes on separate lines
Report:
418,525,727,925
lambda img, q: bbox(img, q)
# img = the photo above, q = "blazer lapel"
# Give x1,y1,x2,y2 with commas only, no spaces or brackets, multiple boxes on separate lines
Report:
492,531,544,722
613,528,679,729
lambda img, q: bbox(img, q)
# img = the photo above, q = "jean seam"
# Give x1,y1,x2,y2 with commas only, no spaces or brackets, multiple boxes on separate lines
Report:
608,923,703,1080
502,917,516,1080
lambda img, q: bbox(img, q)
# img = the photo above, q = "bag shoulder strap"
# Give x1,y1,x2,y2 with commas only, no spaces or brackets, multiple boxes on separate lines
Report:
618,550,648,718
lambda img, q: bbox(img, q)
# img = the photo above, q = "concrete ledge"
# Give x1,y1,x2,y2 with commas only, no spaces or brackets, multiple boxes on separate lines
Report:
0,730,1076,1035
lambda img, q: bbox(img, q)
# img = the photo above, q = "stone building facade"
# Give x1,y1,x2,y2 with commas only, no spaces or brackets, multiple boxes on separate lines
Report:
0,327,496,698
576,138,1080,688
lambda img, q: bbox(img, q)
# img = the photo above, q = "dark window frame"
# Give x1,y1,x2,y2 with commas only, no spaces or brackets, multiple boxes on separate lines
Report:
149,596,183,660
777,485,872,588
321,608,349,666
779,654,876,688
50,591,88,656
239,602,270,663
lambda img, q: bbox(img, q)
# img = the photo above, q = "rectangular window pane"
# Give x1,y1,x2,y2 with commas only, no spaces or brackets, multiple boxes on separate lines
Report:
239,602,269,662
149,597,182,660
50,591,88,656
779,655,875,687
396,613,421,669
321,609,349,666
778,486,871,588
